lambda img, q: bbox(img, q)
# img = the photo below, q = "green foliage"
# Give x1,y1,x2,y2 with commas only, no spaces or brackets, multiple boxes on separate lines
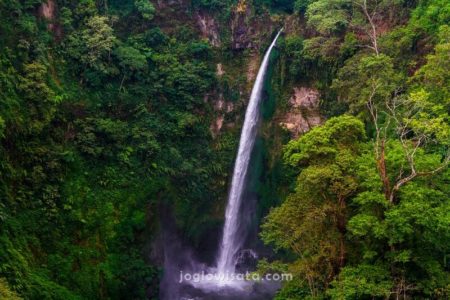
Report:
258,0,296,12
191,0,230,10
264,1,450,296
134,0,155,20
262,116,366,297
410,0,450,35
294,0,312,13
1,0,449,299
283,115,366,167
327,264,392,299
114,46,148,72
0,0,228,299
306,0,350,35
267,118,449,299
261,0,450,299
283,35,305,78
0,278,22,300
332,53,401,113
66,15,117,73
274,280,312,300
17,62,58,133
413,24,450,107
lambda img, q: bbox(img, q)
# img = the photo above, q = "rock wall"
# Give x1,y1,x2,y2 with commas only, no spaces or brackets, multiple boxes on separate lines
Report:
231,0,276,50
209,93,236,137
39,0,56,20
38,0,61,37
208,64,237,137
280,87,324,138
196,11,221,47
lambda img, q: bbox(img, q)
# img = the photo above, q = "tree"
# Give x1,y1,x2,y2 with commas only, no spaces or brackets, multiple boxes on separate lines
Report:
0,278,22,300
114,45,148,91
262,116,366,297
306,0,350,35
327,265,392,299
294,0,312,13
381,93,449,203
413,25,450,106
134,0,155,20
67,16,117,73
306,0,406,54
18,62,58,134
344,145,450,298
332,53,401,113
191,0,227,10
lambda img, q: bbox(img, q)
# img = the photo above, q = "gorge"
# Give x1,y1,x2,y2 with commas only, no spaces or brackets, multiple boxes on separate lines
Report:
0,1,449,299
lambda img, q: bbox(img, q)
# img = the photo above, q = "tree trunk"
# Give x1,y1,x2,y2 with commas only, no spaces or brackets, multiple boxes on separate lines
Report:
377,140,391,200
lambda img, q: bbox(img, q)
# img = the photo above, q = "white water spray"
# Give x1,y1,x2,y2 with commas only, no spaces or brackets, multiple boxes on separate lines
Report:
217,30,282,275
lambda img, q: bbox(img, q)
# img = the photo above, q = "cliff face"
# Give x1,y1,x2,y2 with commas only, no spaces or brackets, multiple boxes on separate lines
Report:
39,0,56,20
231,0,276,50
152,0,323,233
231,1,256,50
280,87,324,138
209,92,235,137
195,11,221,47
197,1,286,138
38,0,61,37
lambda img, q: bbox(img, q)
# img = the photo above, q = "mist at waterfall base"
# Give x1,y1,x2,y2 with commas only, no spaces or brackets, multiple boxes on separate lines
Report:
160,31,283,300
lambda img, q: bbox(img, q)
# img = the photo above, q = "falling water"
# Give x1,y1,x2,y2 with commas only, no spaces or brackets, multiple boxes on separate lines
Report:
217,29,283,275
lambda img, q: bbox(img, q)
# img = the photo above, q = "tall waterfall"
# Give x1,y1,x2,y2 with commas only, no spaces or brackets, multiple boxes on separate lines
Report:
217,30,282,274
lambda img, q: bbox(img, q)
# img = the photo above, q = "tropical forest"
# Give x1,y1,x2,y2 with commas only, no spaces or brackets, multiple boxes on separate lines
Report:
0,0,449,299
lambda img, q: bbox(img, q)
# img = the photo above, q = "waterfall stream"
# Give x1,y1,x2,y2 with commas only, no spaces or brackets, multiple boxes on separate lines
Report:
217,29,283,275
161,30,283,299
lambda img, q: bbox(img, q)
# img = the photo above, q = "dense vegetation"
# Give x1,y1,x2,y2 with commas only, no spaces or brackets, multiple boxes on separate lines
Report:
0,0,237,299
260,0,450,298
0,0,448,299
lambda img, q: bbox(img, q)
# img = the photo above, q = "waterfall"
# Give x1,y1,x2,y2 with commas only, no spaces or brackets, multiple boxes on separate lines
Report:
217,30,282,275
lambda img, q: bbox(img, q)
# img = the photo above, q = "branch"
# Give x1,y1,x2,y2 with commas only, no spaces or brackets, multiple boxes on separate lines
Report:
354,0,380,55
384,95,449,203
389,148,450,203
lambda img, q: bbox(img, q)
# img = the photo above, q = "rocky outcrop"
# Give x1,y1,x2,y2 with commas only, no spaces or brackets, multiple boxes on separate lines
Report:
208,92,235,137
39,0,56,20
196,11,221,47
231,0,276,50
231,1,253,50
246,55,260,83
38,0,62,37
216,63,225,76
280,87,324,138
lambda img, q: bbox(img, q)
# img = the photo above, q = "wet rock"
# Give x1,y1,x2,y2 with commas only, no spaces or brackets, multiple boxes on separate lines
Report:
234,249,258,273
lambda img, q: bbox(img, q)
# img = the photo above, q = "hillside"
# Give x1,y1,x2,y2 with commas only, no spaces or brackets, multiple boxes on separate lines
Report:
0,0,449,299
